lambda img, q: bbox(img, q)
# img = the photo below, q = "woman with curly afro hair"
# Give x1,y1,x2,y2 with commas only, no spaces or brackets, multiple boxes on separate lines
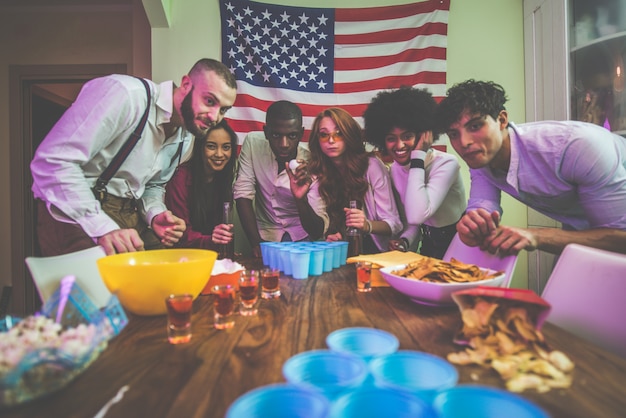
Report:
363,86,466,258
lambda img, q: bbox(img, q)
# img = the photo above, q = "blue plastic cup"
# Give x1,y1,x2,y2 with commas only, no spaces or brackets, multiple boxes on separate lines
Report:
327,327,400,388
283,349,368,401
337,241,349,265
290,249,311,280
328,242,342,269
226,383,330,418
276,250,283,272
309,248,325,276
279,246,293,276
265,242,281,270
326,327,400,363
330,387,434,418
432,385,550,418
369,351,459,404
259,242,272,266
321,245,334,272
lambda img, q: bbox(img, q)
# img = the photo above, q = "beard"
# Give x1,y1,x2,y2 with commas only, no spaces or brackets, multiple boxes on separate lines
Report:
180,88,212,137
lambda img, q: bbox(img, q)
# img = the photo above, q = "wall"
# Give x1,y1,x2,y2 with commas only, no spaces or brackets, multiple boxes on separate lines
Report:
0,0,150,292
0,0,528,291
446,0,528,287
151,0,529,287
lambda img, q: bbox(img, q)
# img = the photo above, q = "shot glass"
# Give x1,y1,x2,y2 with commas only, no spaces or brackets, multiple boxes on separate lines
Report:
261,267,281,299
165,294,193,344
356,261,372,293
212,284,236,329
239,270,260,316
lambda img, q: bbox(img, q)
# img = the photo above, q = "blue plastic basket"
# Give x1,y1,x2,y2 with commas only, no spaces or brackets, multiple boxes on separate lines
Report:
0,282,128,407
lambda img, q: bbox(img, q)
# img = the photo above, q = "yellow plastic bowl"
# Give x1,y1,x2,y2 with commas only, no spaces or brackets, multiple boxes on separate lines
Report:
96,249,217,316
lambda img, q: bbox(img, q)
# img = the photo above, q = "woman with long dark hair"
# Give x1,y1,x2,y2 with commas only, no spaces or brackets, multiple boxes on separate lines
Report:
308,107,402,253
165,119,238,249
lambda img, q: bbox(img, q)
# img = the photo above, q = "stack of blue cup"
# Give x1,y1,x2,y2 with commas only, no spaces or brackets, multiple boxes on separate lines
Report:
260,241,349,280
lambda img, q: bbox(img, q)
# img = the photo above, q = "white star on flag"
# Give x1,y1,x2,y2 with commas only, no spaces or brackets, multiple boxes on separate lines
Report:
220,0,450,144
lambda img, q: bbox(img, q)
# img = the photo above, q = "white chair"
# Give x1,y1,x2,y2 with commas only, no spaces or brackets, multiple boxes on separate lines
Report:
25,246,112,309
442,233,519,288
541,243,626,358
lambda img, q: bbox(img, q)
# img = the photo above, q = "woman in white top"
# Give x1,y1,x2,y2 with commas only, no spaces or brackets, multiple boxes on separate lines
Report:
308,107,403,253
363,87,466,259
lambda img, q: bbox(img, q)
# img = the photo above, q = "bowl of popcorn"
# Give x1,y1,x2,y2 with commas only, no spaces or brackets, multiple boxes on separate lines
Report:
0,280,126,407
379,257,505,306
0,314,111,407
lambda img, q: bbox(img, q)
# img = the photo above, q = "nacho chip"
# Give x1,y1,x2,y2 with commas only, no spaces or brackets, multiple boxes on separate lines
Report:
391,257,502,284
447,295,574,393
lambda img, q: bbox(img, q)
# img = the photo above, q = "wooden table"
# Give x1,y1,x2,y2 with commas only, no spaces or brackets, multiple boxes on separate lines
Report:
4,259,626,418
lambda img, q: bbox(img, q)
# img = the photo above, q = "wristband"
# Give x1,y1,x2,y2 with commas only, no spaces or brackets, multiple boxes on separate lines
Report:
397,237,409,251
410,159,425,169
364,219,373,234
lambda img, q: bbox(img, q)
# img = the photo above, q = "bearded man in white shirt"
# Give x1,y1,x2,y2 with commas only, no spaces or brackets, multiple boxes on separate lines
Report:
31,58,237,256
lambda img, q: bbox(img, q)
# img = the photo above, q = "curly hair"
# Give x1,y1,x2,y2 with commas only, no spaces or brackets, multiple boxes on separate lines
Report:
363,86,437,153
435,79,508,134
188,119,238,233
308,108,369,234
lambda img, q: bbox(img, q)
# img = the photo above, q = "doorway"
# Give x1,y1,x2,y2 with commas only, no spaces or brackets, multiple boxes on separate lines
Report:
9,64,127,315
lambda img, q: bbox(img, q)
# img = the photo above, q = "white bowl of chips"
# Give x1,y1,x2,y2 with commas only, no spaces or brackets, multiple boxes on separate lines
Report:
379,258,505,306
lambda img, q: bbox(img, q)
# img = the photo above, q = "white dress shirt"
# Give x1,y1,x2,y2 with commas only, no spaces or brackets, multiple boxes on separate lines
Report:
468,121,626,230
31,74,194,238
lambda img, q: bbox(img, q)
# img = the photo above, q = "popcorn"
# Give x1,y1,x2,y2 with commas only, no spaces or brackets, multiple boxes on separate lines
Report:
0,316,99,379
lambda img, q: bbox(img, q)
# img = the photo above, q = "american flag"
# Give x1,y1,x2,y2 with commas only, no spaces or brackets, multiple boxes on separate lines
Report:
220,0,450,143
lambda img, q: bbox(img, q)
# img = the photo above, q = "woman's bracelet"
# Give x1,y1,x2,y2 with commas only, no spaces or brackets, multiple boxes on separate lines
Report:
396,237,409,251
364,219,373,234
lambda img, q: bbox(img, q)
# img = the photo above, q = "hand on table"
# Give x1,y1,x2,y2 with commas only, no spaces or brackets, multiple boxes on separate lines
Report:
325,232,342,242
388,238,408,252
457,209,501,248
97,229,144,255
482,225,537,255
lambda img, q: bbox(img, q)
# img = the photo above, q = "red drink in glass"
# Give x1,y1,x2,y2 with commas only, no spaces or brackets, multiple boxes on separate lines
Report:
261,268,281,299
240,282,259,306
239,270,259,316
165,294,193,344
212,285,235,329
356,261,372,292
